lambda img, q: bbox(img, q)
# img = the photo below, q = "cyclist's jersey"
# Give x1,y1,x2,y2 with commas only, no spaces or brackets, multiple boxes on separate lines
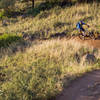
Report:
76,21,85,29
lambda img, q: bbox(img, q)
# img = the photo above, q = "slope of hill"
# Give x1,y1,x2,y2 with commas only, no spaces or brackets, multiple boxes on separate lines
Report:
0,1,100,100
0,2,100,39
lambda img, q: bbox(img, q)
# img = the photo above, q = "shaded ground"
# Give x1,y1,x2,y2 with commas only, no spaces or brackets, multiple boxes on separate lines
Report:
55,70,100,100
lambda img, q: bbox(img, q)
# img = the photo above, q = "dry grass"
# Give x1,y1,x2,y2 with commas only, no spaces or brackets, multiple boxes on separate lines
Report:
0,3,100,38
0,1,100,100
0,39,100,100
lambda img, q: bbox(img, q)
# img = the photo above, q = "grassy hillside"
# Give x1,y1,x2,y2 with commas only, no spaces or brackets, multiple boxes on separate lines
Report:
0,39,100,100
0,1,100,100
0,2,100,38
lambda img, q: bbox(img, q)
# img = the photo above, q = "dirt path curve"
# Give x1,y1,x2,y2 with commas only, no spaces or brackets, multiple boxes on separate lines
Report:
55,70,100,100
73,36,100,49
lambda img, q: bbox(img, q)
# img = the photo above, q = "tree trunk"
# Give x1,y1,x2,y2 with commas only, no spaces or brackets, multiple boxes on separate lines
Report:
32,0,34,8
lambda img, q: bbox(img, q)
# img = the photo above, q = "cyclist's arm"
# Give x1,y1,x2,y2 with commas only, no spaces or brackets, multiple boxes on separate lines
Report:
86,24,89,27
82,22,89,27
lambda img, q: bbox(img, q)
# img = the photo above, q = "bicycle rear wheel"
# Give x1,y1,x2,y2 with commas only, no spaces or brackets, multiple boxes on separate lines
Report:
79,34,85,40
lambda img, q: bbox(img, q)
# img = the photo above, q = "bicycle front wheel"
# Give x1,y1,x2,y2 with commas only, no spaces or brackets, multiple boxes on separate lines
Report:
90,33,95,40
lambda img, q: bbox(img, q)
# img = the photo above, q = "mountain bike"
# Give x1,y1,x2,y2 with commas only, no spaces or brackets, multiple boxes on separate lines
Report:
71,27,97,40
67,27,99,40
78,30,96,40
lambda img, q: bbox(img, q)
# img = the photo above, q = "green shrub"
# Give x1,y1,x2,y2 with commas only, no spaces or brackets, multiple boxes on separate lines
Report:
0,33,22,48
0,10,5,19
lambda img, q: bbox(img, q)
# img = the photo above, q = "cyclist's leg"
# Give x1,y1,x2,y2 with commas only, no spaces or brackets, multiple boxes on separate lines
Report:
81,28,86,36
78,28,83,36
79,29,82,34
78,29,85,40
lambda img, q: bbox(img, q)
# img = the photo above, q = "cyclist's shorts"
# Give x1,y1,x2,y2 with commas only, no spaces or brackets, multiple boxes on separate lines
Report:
79,27,85,32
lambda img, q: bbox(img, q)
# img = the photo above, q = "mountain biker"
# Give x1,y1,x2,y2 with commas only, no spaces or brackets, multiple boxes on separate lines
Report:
76,20,89,36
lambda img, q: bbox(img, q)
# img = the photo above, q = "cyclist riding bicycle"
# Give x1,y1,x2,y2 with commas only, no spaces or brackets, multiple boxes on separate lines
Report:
76,20,89,36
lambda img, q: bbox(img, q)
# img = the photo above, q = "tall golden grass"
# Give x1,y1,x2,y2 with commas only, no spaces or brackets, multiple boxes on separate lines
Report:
0,39,100,100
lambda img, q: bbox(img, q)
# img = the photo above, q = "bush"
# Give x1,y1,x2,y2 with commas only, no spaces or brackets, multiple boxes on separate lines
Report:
0,33,22,48
0,10,5,19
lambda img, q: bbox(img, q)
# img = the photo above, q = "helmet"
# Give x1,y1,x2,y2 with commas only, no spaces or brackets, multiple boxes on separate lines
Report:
79,20,83,24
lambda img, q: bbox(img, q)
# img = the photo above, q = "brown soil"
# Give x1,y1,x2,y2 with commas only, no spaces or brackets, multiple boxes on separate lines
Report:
73,36,100,49
55,70,100,100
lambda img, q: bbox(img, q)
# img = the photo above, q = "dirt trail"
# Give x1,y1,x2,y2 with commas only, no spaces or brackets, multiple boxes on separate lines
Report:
55,37,100,100
55,70,100,100
73,36,100,49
